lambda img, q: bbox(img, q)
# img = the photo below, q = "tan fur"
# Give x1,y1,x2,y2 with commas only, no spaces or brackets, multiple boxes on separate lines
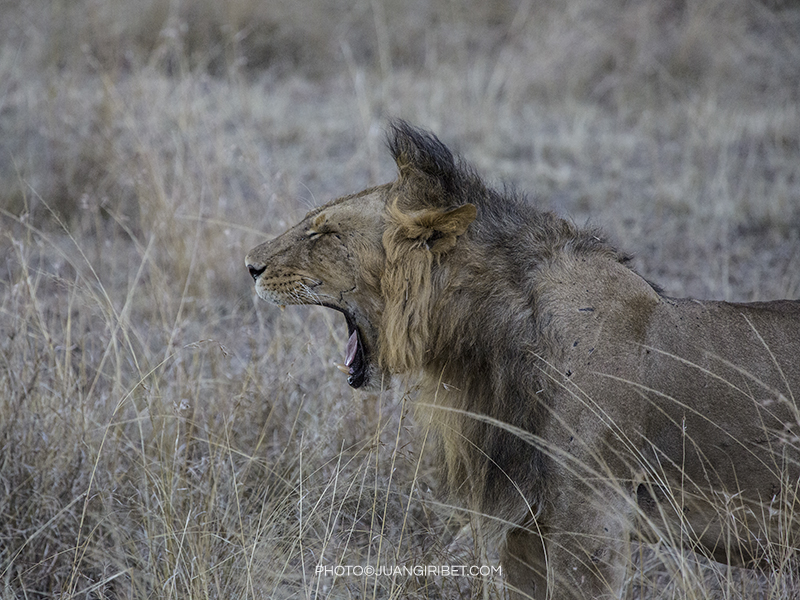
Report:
246,121,800,599
380,199,476,373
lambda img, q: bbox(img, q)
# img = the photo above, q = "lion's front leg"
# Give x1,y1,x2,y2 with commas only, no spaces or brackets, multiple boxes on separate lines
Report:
501,527,547,600
502,490,631,599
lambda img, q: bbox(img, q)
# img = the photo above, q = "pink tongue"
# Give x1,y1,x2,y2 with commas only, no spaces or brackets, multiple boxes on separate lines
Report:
345,330,358,367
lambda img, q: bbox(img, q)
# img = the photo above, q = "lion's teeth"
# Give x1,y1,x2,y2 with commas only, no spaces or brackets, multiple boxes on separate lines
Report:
345,330,358,366
335,363,350,374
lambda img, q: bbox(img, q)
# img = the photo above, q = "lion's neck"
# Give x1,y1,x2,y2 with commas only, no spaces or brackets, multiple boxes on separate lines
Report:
417,283,550,532
416,215,630,532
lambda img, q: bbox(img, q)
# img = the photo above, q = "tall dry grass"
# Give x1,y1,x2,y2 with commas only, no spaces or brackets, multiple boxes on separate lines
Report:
1,0,799,597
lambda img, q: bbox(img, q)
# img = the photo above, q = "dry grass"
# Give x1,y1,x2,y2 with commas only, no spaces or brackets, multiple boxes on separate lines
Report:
1,0,799,597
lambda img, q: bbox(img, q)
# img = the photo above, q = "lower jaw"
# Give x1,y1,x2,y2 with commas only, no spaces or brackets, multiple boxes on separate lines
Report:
348,371,366,388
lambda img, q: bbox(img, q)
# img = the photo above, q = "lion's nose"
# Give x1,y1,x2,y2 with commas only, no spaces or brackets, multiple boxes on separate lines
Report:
247,264,266,281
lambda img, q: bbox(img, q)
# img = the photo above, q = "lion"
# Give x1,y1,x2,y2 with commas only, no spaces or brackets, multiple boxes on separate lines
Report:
245,120,800,599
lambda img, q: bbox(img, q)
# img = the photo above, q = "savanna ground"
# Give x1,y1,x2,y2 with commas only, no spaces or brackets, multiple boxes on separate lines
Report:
1,0,799,598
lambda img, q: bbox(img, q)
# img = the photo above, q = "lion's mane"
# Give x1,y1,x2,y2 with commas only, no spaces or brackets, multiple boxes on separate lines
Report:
378,121,633,532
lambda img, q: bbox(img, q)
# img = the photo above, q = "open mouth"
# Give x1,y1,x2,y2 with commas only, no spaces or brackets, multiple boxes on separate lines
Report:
330,309,368,388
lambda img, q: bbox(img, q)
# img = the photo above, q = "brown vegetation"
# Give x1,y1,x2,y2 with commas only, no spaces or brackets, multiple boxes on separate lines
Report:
1,0,799,598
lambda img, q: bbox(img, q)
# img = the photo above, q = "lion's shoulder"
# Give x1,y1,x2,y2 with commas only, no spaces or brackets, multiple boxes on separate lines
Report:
535,250,661,347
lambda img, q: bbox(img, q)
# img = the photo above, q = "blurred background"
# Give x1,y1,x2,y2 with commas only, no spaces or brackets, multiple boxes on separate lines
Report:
0,0,798,597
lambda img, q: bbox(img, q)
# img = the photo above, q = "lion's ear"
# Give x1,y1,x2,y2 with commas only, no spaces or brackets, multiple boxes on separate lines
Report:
389,120,466,212
389,119,456,185
388,201,476,254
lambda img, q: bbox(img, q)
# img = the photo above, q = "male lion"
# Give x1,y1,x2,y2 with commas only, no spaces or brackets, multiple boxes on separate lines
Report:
245,121,800,599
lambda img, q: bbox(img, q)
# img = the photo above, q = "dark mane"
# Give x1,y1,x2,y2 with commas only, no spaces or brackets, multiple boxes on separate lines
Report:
383,121,643,533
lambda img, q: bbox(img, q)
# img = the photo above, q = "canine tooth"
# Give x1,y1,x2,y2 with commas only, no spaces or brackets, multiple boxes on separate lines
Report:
335,363,350,374
345,330,358,366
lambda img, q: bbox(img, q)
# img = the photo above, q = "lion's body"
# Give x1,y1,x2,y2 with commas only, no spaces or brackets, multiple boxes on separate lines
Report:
246,121,800,599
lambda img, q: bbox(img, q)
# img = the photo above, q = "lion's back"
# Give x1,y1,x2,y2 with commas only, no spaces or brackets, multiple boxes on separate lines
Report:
537,251,800,496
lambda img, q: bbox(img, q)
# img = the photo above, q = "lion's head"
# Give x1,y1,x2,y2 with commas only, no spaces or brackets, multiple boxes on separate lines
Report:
245,186,387,388
245,121,478,390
